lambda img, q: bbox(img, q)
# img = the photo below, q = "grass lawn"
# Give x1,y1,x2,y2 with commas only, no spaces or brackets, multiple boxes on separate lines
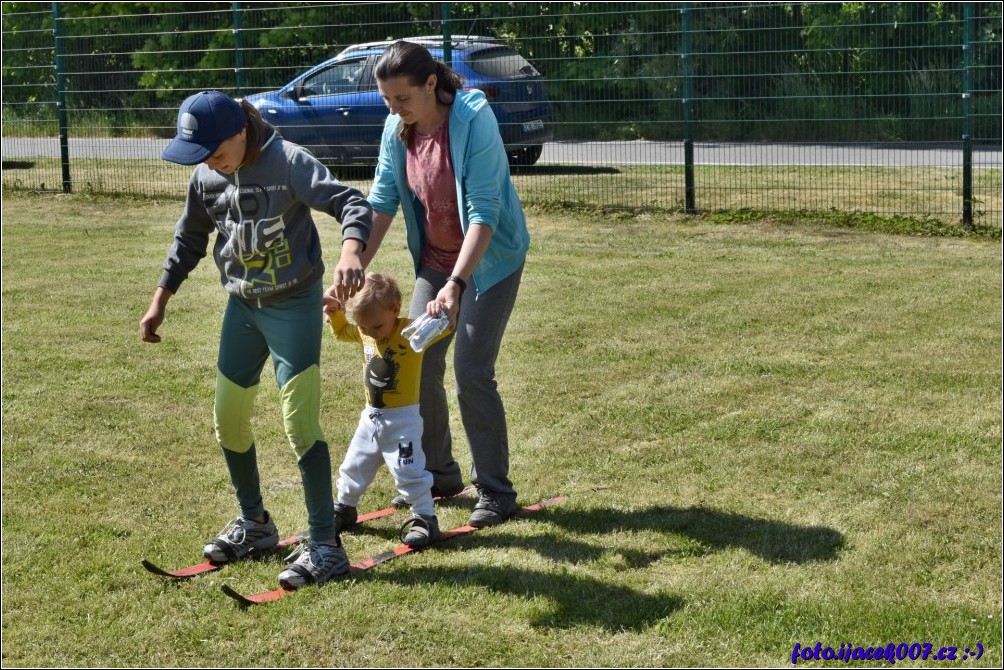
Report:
3,158,1001,233
1,191,1000,667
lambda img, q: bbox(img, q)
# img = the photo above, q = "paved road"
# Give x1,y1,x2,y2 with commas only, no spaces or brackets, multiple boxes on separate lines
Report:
3,137,1001,168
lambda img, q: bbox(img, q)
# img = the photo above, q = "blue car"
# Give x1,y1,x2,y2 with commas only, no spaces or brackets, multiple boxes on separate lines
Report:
246,36,553,169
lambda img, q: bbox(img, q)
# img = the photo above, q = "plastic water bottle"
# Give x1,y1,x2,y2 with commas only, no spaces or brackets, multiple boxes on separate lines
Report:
401,311,449,352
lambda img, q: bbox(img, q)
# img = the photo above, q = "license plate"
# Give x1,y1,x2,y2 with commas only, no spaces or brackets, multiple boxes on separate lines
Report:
521,119,544,132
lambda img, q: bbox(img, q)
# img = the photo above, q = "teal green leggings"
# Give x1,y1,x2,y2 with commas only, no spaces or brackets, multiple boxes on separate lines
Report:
213,280,335,542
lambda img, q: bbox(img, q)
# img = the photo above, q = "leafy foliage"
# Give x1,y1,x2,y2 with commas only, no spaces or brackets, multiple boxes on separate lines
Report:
2,2,1001,141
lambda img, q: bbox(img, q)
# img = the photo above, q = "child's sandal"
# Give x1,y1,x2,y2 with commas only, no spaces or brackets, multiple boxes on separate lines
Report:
400,514,440,548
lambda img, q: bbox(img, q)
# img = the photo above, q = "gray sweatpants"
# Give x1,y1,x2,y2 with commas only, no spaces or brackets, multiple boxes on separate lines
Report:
336,404,434,516
409,264,524,503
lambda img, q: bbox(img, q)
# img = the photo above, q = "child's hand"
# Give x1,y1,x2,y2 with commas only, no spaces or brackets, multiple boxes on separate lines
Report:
322,293,345,317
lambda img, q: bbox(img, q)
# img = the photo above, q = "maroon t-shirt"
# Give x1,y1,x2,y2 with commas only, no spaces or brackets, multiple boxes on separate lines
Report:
407,120,464,273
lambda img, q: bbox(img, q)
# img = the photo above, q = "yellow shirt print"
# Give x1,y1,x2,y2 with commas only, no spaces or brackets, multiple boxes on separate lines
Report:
329,313,451,408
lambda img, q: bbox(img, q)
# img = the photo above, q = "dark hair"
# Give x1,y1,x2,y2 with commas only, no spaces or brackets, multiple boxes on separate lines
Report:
239,99,275,166
375,40,464,146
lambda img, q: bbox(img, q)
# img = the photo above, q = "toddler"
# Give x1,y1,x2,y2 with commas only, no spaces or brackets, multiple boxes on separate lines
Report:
326,273,452,547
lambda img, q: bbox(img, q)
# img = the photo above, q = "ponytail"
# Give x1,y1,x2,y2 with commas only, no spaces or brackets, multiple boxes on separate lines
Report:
238,99,276,166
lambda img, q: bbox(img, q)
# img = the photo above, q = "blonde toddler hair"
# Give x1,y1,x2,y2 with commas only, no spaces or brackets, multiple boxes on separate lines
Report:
347,272,402,317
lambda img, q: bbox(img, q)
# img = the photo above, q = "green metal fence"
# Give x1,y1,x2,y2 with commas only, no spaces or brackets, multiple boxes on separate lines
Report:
2,2,1001,229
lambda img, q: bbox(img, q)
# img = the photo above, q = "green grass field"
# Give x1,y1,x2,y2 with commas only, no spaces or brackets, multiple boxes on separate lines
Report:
1,191,1001,667
3,158,1001,233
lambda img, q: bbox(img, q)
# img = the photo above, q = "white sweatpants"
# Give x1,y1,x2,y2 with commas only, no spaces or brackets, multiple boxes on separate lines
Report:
336,405,435,516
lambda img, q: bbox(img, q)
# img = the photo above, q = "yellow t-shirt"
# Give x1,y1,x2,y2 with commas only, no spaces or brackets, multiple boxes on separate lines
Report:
329,312,451,408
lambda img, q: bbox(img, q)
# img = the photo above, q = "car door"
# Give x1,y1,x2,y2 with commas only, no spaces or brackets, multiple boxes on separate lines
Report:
278,55,385,164
347,55,389,163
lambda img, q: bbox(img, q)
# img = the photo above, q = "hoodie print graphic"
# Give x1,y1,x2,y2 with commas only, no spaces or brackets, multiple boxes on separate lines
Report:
208,182,291,292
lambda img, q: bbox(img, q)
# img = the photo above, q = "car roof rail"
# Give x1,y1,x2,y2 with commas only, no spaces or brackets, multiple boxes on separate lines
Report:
411,34,501,44
343,39,395,51
343,35,502,52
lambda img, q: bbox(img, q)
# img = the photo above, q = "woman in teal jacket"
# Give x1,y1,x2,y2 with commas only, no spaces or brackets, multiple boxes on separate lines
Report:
330,40,529,527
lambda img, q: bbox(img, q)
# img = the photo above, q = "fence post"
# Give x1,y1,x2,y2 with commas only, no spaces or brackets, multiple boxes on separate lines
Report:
52,2,71,193
441,2,452,68
961,2,974,229
233,2,245,96
681,2,695,213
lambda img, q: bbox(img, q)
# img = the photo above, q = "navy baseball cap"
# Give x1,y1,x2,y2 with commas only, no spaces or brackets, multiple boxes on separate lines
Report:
162,91,246,165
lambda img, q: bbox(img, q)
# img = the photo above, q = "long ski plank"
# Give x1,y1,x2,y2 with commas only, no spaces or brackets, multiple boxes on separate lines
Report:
221,495,567,606
142,532,307,579
141,494,436,580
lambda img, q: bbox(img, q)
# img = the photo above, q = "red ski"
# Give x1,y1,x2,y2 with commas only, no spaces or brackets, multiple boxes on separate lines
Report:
220,495,567,606
141,498,428,580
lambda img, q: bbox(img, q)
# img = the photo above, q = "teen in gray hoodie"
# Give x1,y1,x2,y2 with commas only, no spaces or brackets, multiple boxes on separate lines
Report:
140,90,372,588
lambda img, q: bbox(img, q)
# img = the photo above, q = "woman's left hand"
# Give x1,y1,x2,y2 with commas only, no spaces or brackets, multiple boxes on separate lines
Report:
429,281,463,328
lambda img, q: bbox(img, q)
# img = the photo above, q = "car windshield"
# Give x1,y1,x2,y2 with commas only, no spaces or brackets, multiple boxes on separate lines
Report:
466,47,540,78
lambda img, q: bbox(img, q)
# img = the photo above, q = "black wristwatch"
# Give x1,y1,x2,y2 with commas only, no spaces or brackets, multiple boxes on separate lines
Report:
447,275,467,295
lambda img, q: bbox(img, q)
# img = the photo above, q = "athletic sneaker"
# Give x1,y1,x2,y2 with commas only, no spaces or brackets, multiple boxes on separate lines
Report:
400,514,441,548
468,489,518,528
277,540,350,589
333,502,358,533
203,512,279,563
390,482,466,508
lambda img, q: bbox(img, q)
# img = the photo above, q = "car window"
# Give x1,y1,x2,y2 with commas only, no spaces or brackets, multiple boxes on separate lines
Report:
356,55,380,92
300,59,367,97
465,47,540,78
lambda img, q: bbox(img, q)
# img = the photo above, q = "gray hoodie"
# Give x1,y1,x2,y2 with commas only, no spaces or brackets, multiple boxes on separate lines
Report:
159,132,372,306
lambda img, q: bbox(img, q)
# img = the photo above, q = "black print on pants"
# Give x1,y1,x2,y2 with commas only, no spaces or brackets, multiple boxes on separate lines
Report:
398,442,414,467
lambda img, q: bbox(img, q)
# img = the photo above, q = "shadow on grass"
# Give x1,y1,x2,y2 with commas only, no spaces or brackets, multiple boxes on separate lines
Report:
374,560,683,630
344,502,841,629
543,505,845,565
343,502,681,630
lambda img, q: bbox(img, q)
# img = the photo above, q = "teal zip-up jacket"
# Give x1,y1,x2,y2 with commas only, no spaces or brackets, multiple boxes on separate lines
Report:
367,89,529,297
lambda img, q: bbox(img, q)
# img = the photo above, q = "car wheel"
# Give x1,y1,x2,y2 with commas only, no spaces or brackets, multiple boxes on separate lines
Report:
508,144,543,170
524,144,543,165
330,163,376,181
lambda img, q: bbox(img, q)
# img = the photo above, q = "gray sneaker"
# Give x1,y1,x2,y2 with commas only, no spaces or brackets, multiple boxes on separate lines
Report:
468,490,518,528
400,514,440,548
277,540,350,588
203,513,280,563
